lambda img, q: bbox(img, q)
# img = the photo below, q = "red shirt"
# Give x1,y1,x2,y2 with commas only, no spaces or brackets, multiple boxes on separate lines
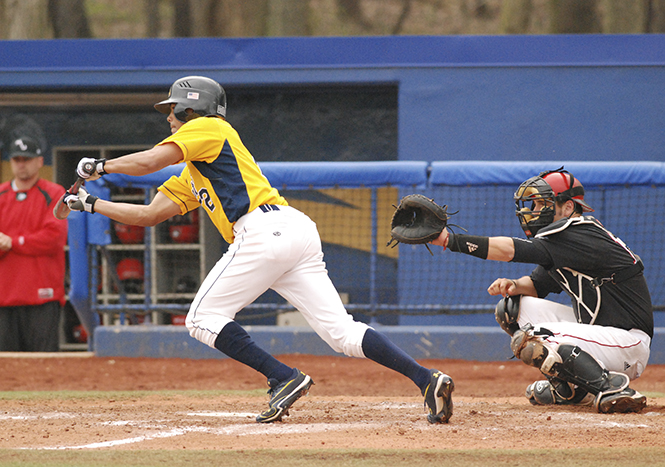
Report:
0,178,68,307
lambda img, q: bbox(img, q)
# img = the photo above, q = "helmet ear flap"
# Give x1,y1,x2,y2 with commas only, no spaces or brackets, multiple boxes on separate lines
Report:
182,107,201,122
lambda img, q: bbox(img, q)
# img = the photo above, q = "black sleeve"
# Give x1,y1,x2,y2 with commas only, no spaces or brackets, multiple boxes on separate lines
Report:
510,237,553,267
510,237,562,298
530,266,563,298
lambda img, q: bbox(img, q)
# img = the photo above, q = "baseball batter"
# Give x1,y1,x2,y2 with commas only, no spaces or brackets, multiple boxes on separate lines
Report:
431,168,652,413
66,76,454,424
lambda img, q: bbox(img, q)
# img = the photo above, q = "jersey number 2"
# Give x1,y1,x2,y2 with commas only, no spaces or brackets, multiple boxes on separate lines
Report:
195,187,216,212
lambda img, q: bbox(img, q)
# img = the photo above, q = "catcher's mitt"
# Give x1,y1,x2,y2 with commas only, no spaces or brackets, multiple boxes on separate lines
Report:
386,194,456,254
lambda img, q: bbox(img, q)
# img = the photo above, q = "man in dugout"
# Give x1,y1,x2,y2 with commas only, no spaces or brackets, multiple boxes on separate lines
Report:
430,167,652,414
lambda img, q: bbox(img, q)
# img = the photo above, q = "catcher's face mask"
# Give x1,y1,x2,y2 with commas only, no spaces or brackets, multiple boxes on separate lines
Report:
515,168,594,238
514,176,556,238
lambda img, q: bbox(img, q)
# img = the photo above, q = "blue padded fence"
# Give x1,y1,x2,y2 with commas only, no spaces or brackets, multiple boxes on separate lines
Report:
67,161,665,355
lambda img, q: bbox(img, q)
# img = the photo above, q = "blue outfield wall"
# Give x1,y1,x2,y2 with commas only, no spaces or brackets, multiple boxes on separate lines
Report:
17,34,659,360
1,34,665,163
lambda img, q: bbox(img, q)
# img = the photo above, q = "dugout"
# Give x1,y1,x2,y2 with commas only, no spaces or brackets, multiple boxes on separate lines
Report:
0,34,664,357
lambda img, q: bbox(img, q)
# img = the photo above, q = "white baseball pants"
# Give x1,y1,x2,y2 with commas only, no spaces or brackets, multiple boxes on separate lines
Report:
517,296,651,380
186,205,369,358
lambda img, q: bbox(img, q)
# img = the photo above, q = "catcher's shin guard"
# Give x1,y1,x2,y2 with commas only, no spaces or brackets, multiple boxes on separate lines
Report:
494,295,521,336
525,377,593,406
554,344,646,413
511,329,646,413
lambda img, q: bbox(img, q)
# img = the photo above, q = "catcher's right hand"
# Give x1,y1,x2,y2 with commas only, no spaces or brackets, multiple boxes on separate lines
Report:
386,194,455,252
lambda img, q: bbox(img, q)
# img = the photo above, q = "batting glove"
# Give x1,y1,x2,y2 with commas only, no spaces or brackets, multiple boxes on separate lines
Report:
77,157,107,180
65,187,98,214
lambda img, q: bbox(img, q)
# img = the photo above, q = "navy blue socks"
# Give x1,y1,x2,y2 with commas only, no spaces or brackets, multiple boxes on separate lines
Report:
361,328,431,393
215,322,432,392
214,321,293,382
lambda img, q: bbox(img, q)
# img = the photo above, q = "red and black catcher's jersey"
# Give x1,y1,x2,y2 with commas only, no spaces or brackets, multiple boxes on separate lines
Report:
511,216,653,339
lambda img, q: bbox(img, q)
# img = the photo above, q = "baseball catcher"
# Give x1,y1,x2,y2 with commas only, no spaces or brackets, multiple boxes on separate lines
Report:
427,167,652,414
386,194,457,254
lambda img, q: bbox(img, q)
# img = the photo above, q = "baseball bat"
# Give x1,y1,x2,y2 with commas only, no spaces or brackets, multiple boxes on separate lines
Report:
52,161,94,220
53,177,84,220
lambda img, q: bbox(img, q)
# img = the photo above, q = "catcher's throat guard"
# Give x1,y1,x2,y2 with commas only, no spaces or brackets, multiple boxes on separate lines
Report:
387,194,458,255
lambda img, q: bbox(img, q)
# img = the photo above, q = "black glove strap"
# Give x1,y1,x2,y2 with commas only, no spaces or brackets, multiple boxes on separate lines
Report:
95,159,107,176
448,232,489,259
89,195,98,214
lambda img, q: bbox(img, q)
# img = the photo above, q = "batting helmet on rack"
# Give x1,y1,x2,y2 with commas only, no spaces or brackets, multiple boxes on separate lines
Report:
114,223,145,244
116,258,144,281
116,258,144,294
154,76,227,123
169,209,199,243
169,224,199,243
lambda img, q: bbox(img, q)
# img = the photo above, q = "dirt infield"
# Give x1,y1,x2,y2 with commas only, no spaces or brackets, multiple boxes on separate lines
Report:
1,354,665,452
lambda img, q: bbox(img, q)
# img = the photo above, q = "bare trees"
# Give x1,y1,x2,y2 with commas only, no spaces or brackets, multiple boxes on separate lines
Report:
603,0,665,33
499,0,665,34
49,0,91,38
1,0,664,40
3,0,50,39
156,0,309,38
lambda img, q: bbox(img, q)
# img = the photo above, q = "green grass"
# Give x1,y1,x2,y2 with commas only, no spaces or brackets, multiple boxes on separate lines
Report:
2,448,665,467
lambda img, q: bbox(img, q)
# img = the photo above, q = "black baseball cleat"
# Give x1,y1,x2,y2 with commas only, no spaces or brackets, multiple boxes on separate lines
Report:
256,368,313,423
592,371,647,414
595,388,647,414
423,369,454,424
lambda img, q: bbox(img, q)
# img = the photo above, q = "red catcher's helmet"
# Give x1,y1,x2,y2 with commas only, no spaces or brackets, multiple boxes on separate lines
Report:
114,223,145,244
514,167,593,238
116,258,144,281
540,169,594,213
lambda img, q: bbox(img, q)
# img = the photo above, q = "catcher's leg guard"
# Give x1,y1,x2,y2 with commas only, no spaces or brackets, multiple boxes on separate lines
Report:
494,295,521,336
512,328,646,413
554,344,646,413
525,380,557,405
525,377,593,406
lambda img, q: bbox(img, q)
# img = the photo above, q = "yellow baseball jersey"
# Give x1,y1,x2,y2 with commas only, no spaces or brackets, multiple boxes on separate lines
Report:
157,117,287,243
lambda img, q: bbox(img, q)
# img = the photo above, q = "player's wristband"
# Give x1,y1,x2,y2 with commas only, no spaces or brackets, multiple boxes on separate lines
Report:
447,232,489,259
95,159,107,176
87,195,98,214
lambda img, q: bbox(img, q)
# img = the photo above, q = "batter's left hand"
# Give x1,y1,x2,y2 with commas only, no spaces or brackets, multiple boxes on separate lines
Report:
65,187,99,214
